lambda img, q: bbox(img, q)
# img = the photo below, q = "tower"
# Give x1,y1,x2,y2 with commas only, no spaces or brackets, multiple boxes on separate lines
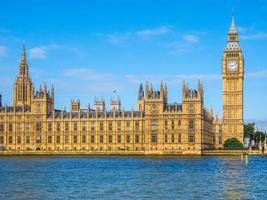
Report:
13,46,34,107
222,15,244,144
137,83,145,112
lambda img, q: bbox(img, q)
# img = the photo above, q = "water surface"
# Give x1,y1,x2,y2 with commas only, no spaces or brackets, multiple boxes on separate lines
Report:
0,156,266,199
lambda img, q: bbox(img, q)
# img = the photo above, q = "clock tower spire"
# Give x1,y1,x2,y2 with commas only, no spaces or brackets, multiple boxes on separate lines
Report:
222,15,244,145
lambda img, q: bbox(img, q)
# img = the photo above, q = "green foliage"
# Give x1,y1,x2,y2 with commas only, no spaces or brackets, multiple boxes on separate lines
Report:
244,123,255,138
254,131,266,143
223,138,243,150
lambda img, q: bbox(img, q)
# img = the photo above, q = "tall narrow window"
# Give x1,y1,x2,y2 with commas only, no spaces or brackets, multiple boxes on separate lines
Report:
73,135,78,144
135,135,139,143
117,135,121,143
48,135,52,144
26,136,30,144
100,135,104,143
56,135,60,144
188,120,195,143
82,135,86,144
0,136,4,144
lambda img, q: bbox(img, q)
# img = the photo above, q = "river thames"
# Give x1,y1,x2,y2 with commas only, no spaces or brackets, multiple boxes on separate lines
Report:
0,156,266,199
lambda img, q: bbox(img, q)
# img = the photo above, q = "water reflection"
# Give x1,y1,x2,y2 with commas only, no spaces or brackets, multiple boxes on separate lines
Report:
0,156,266,200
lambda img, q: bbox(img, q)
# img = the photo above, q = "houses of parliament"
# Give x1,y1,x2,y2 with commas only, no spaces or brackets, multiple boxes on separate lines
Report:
0,16,244,154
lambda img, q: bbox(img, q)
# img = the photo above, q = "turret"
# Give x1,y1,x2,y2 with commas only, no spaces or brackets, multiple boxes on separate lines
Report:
71,99,80,112
94,97,105,112
110,97,121,112
138,83,144,100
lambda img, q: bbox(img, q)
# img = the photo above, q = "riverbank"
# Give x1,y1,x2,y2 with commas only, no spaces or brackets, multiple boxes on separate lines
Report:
0,149,266,156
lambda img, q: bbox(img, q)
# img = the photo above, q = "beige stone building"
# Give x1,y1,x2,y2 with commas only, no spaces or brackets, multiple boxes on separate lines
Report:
0,16,244,154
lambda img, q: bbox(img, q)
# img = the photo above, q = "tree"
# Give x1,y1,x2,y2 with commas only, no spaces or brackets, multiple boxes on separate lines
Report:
254,131,265,146
224,138,243,150
244,123,255,138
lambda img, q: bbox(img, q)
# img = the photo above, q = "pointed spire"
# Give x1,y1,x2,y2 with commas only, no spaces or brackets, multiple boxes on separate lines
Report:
43,82,47,92
19,45,29,77
229,13,237,34
138,83,144,100
21,45,27,65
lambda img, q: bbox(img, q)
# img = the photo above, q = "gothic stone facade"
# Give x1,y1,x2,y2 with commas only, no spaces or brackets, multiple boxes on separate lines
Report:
0,17,244,153
0,48,214,154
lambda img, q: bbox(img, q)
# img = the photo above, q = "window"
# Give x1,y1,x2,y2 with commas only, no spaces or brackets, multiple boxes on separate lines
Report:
36,136,41,144
65,123,69,131
26,123,30,133
56,123,60,132
126,135,130,143
126,121,130,130
36,104,41,113
73,122,78,132
108,122,112,131
26,136,30,144
48,123,52,132
91,135,95,143
8,136,13,144
219,136,222,145
151,133,157,144
91,122,95,131
56,135,60,144
189,135,194,143
9,124,13,132
36,122,42,132
48,135,52,144
164,120,168,130
17,136,21,144
135,121,139,131
178,120,181,126
82,122,86,132
0,136,4,144
73,135,78,144
108,135,112,143
117,121,121,131
171,134,175,143
151,120,157,131
117,135,121,143
17,123,22,133
171,120,175,130
188,120,195,143
135,135,139,143
165,134,168,143
0,123,4,132
178,134,181,143
64,135,68,144
188,104,195,113
151,104,157,113
82,135,86,144
189,120,194,130
100,135,104,143
99,122,104,131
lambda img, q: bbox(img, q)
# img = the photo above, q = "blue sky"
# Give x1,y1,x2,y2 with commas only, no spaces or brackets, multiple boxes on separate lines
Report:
0,0,267,130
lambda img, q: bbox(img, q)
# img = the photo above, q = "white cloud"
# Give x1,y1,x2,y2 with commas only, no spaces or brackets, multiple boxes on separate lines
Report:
183,34,199,43
107,26,171,44
0,45,7,57
240,32,267,40
64,68,115,81
28,44,66,59
136,26,170,38
29,47,47,59
246,70,267,78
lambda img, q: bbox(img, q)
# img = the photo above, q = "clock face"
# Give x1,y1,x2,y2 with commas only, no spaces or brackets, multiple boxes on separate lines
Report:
227,60,238,72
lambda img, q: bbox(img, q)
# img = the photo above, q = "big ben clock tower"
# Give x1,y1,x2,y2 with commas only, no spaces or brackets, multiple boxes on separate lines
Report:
222,15,244,144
